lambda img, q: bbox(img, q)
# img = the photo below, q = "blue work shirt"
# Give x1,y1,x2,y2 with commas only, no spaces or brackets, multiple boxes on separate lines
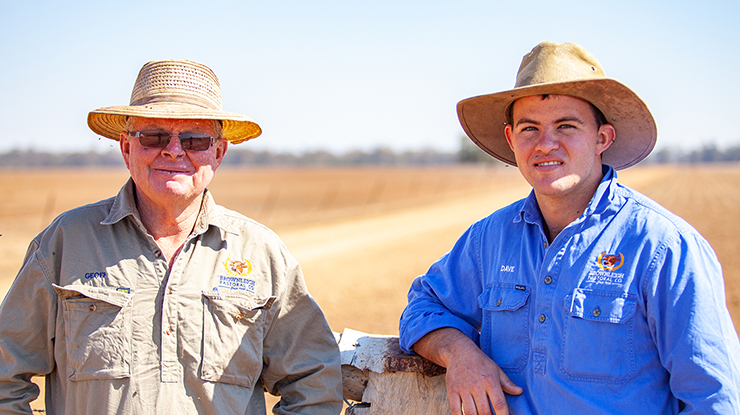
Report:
400,166,740,414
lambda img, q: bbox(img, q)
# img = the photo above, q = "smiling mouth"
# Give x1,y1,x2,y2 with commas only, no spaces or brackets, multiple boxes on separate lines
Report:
535,161,563,167
154,168,190,174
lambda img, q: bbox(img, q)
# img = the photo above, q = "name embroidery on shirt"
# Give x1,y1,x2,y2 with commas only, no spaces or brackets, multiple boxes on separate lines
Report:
586,252,626,286
84,272,106,279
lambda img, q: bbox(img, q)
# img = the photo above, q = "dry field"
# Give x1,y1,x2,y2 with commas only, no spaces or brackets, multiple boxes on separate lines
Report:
1,164,739,411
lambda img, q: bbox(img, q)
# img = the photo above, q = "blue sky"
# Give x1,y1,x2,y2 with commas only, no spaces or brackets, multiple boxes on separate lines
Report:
1,0,738,155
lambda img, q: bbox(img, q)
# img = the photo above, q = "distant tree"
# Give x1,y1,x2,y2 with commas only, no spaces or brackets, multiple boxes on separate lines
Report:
645,148,679,164
458,135,498,164
722,145,740,162
4,139,740,168
688,144,722,163
0,149,123,169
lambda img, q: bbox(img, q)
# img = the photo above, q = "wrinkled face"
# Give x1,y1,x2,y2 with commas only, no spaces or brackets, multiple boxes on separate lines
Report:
504,95,614,203
120,117,228,210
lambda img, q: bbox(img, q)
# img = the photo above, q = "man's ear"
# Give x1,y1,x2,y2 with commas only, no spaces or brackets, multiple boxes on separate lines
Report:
504,124,515,152
213,139,228,170
120,132,131,170
596,124,616,156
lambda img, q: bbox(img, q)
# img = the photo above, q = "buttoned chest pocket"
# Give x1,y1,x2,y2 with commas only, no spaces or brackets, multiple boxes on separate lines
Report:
478,284,531,372
201,292,276,388
54,284,134,381
561,289,637,382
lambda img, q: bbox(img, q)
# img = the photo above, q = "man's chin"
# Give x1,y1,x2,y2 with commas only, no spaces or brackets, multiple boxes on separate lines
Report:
148,181,200,200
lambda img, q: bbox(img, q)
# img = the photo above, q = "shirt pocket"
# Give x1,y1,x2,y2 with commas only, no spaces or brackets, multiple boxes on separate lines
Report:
53,284,134,381
561,288,637,382
201,291,276,388
478,284,531,372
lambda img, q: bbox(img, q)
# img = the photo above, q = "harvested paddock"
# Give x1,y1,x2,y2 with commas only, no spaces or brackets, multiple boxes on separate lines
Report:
1,164,738,412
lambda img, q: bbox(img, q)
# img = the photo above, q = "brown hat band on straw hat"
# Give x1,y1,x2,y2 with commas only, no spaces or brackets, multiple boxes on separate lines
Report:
456,42,657,170
87,59,261,145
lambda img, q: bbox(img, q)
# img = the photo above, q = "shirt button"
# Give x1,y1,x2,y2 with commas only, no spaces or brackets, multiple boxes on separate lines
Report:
89,304,97,312
154,250,162,258
538,314,546,323
544,276,553,284
593,308,601,317
496,299,502,307
165,329,171,336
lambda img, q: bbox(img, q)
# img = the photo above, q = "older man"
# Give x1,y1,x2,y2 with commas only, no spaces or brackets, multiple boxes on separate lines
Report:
399,42,740,414
0,60,342,414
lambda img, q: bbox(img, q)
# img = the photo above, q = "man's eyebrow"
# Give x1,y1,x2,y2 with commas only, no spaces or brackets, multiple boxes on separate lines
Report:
514,115,586,127
555,116,586,124
514,117,539,127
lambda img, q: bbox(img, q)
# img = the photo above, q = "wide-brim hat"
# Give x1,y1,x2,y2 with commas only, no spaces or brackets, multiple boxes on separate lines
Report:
457,42,657,170
87,60,261,144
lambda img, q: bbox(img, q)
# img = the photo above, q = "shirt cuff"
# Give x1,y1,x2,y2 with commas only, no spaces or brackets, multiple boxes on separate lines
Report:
399,311,479,354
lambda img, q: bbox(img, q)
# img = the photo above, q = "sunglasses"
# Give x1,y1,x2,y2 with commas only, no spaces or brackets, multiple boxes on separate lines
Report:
128,130,215,151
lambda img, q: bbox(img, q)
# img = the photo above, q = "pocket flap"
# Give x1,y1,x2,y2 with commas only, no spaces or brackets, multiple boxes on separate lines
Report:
202,290,276,311
565,288,636,323
478,284,530,311
53,284,134,308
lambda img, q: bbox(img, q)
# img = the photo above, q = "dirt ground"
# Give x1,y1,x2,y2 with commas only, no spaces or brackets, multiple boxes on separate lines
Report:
1,164,738,411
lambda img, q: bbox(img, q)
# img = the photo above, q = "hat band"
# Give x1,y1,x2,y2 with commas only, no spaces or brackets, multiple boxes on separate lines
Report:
130,93,218,110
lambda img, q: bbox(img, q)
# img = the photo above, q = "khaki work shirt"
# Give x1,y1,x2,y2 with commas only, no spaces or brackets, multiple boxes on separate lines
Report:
0,180,343,414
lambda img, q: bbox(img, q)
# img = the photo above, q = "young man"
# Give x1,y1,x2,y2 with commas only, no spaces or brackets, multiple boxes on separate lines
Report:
400,42,740,414
0,60,343,414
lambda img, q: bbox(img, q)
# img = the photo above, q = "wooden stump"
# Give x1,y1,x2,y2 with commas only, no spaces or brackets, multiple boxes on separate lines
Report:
337,329,451,415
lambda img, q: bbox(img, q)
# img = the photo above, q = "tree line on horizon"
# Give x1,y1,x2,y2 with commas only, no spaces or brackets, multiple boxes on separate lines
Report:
0,139,738,169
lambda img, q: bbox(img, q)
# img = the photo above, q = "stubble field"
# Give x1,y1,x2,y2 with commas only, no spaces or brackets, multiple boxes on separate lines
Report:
1,164,739,410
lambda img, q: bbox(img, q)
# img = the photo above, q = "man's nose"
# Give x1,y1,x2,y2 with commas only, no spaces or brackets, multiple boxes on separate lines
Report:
535,128,559,154
161,136,186,157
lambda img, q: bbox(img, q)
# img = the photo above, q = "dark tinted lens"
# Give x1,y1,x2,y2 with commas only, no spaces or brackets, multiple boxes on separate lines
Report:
179,133,213,151
137,131,170,148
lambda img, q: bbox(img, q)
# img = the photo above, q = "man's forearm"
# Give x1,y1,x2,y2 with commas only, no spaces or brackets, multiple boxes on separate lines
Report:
412,327,478,368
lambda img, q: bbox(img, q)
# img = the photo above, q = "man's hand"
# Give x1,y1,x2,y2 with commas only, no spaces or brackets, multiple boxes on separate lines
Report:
413,328,523,415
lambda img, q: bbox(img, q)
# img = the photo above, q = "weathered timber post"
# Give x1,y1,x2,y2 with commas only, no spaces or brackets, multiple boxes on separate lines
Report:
337,329,451,415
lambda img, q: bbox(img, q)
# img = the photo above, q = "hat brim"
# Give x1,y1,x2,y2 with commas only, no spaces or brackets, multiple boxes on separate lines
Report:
87,102,262,144
456,78,657,170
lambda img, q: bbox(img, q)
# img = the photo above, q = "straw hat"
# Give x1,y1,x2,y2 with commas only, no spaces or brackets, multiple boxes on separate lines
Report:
87,60,261,144
457,42,657,170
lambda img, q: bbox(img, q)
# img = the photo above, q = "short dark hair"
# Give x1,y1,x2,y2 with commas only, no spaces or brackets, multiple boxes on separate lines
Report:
505,95,608,129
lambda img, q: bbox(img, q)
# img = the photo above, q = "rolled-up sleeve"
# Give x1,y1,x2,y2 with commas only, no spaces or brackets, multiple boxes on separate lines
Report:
260,263,343,415
0,239,57,414
399,222,485,354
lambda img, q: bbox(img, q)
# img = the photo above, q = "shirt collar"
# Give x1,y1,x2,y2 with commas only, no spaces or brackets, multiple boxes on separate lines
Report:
197,188,241,236
101,178,239,237
101,178,142,227
583,164,618,217
514,164,619,225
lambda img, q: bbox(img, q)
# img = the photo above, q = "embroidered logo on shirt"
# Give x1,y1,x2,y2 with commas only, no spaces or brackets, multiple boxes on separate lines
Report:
218,275,256,292
586,252,626,286
586,270,625,286
597,252,624,271
220,259,256,292
224,259,252,277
